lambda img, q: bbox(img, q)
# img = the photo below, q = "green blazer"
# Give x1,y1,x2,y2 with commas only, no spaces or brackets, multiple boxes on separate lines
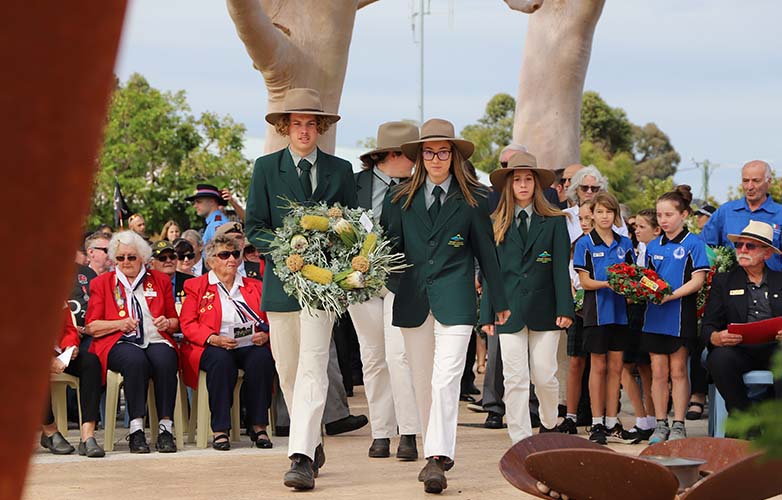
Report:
479,212,574,333
383,183,509,328
246,147,358,312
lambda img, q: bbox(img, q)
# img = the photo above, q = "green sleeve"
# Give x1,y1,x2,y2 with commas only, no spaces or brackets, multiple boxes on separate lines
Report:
470,197,509,313
382,193,404,255
553,216,575,319
477,277,494,325
245,157,275,254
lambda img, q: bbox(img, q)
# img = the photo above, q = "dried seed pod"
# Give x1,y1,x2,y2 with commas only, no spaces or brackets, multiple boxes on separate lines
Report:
285,254,304,272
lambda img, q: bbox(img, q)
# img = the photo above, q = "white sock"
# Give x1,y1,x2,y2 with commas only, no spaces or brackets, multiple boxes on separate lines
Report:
159,418,173,434
566,413,577,422
592,416,604,426
646,416,657,429
129,418,144,434
605,416,618,428
636,417,651,430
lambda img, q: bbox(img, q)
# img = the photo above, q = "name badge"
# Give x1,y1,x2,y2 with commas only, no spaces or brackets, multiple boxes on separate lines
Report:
143,290,157,298
653,255,664,260
729,289,745,296
592,252,605,258
232,321,254,339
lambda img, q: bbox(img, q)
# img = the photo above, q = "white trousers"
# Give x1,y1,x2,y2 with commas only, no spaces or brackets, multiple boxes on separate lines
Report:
348,291,420,438
401,314,472,459
499,328,561,444
268,309,335,459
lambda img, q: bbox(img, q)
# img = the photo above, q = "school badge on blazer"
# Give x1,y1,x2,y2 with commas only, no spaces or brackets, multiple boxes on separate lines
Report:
536,251,552,264
448,234,465,248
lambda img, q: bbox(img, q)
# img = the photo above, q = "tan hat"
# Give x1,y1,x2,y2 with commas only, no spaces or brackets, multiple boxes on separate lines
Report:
214,221,244,238
265,88,341,126
360,121,420,164
400,118,474,161
727,220,781,254
488,151,555,191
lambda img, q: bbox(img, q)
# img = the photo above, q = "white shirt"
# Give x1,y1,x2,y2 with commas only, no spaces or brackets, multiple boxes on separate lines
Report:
564,205,629,243
209,270,247,337
192,259,204,277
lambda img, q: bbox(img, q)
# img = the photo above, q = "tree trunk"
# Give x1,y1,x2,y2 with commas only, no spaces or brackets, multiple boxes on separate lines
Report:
512,0,606,170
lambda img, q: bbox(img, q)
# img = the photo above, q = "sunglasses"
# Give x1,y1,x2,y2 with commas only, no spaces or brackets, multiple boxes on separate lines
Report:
177,252,196,260
579,185,601,193
115,255,138,262
155,253,178,262
216,250,241,260
422,150,452,161
559,177,571,185
734,241,760,251
90,246,108,253
244,246,257,254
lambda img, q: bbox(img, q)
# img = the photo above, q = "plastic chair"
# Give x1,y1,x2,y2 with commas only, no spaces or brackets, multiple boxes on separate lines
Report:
50,373,82,437
103,369,186,452
189,369,244,448
708,370,774,437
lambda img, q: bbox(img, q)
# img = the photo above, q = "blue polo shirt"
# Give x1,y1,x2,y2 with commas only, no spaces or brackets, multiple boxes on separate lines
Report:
573,229,635,327
643,228,710,337
700,196,782,271
202,209,228,245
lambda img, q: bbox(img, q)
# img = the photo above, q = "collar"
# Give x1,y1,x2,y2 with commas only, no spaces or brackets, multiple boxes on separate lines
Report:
744,268,768,288
208,270,244,289
192,259,203,275
206,209,225,224
514,203,533,220
589,228,620,248
425,174,452,196
373,166,396,186
289,146,318,167
661,227,689,245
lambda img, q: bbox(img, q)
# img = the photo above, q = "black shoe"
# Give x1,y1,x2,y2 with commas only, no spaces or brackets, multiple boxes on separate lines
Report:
368,438,390,458
484,412,504,429
78,437,105,458
40,431,75,455
420,457,448,494
620,425,649,444
459,394,476,403
284,454,315,490
685,401,705,421
464,384,480,395
396,434,418,461
588,423,608,445
312,443,325,478
325,414,368,436
126,429,150,454
155,429,177,453
212,433,231,451
539,424,557,433
606,423,631,444
556,418,578,435
467,400,486,412
418,457,454,481
275,425,289,437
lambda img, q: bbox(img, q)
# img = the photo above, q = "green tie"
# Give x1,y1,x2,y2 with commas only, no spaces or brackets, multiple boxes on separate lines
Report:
298,159,313,198
518,210,528,244
429,185,444,222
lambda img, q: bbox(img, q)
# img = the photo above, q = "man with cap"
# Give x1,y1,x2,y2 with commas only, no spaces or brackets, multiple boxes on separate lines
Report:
702,220,782,416
245,87,357,490
150,240,194,304
186,183,229,245
695,204,716,231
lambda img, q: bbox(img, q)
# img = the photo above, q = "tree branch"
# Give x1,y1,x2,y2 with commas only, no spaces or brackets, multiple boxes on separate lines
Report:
226,0,289,74
358,0,380,9
504,0,543,14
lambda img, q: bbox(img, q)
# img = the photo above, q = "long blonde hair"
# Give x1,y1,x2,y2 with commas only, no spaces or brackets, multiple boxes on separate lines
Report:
492,170,565,244
392,142,483,209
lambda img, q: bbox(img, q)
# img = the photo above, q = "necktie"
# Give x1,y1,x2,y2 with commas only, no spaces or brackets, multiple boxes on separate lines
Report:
518,210,528,244
387,179,397,195
299,159,313,198
429,185,444,222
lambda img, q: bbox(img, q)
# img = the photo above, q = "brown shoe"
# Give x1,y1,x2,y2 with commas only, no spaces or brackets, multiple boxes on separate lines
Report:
396,434,418,461
420,457,448,494
368,438,390,458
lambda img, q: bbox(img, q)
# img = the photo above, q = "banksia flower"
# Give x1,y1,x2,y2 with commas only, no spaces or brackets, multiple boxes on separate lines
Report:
334,218,358,247
286,254,304,272
301,264,333,285
290,234,309,252
360,233,377,258
351,255,370,273
335,270,365,290
300,215,330,232
328,206,343,218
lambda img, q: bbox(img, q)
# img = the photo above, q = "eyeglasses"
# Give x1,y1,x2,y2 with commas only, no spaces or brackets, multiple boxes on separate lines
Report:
559,177,571,185
734,241,760,251
243,246,257,255
155,253,178,262
216,250,241,260
422,150,452,161
177,252,196,260
115,255,138,262
579,185,601,193
90,247,108,253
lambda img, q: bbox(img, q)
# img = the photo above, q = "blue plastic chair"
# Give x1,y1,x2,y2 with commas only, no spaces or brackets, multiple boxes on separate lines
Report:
708,370,775,437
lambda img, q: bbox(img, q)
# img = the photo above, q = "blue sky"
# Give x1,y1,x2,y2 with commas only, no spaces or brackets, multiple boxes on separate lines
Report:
115,0,782,203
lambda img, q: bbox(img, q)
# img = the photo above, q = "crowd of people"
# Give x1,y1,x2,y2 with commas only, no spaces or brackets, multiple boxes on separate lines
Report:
47,87,780,495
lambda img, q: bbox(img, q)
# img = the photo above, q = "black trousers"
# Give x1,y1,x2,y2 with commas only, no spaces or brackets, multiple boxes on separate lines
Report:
200,344,275,432
688,335,709,395
707,343,781,412
107,342,178,420
44,351,102,425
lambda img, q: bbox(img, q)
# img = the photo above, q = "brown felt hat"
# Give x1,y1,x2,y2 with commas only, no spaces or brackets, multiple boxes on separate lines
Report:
360,121,420,164
265,88,341,126
400,118,474,161
489,151,555,191
727,220,781,254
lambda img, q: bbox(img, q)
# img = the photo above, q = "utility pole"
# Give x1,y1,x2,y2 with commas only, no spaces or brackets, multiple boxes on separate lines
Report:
691,159,716,201
411,1,430,125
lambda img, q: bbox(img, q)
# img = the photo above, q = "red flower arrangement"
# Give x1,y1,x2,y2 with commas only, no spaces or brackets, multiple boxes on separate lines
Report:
606,263,673,304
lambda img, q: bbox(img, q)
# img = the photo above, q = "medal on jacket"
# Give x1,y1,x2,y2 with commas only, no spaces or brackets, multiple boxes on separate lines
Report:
114,280,126,317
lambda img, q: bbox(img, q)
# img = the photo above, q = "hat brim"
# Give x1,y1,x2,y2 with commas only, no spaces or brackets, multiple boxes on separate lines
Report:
489,166,555,192
359,146,403,164
185,193,228,206
265,111,341,126
727,233,782,254
400,137,474,161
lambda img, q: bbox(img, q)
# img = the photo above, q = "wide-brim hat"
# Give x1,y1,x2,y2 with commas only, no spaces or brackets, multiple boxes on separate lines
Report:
265,88,341,126
360,121,420,164
727,220,781,254
185,184,228,206
400,118,474,161
488,151,555,191
214,221,244,238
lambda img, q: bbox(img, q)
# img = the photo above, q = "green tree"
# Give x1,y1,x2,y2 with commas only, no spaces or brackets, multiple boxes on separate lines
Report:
89,73,250,234
460,93,515,173
580,91,633,156
632,123,680,180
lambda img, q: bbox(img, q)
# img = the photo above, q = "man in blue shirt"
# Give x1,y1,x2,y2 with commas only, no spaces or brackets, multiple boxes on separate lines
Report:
701,160,782,271
186,184,228,245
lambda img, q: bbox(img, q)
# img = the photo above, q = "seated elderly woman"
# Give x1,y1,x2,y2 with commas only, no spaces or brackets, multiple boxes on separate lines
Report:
85,230,180,454
41,306,104,457
151,240,194,304
179,234,275,451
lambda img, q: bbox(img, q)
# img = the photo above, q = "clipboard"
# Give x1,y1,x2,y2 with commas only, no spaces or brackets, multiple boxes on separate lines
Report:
727,316,782,344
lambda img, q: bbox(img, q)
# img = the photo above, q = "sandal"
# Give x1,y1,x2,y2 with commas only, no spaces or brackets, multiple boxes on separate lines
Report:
212,433,231,451
255,430,273,449
685,401,705,420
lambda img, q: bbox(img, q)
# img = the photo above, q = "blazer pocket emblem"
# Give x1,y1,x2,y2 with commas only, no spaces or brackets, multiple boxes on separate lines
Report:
536,251,552,264
448,233,465,248
729,289,745,296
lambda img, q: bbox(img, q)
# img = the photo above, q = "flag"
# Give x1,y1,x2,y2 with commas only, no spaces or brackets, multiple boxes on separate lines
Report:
113,178,131,228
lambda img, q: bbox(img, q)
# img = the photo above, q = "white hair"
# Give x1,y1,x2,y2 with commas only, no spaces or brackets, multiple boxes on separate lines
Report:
108,230,152,263
566,165,608,202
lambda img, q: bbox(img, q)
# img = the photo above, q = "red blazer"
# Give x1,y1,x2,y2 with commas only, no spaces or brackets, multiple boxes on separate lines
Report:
59,306,80,351
179,274,269,389
86,270,179,383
